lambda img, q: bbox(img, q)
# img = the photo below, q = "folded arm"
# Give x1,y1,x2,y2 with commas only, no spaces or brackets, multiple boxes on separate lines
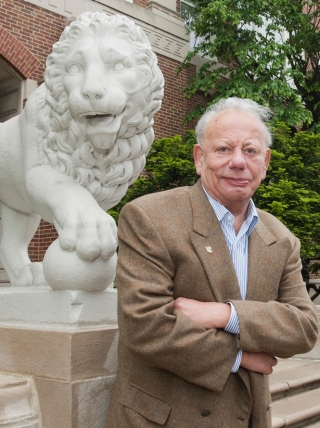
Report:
173,236,318,369
174,297,278,374
116,202,240,394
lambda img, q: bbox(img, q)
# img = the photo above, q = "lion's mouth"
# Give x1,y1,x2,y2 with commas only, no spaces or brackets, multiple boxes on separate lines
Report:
83,113,116,126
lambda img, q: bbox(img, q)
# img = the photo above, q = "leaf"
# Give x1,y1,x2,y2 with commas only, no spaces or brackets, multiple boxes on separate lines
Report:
182,0,320,129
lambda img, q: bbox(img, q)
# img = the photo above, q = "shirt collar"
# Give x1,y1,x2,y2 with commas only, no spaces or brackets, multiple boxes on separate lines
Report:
202,185,259,235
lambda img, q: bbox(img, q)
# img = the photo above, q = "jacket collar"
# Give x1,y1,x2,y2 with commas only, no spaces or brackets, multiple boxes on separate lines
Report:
188,180,277,302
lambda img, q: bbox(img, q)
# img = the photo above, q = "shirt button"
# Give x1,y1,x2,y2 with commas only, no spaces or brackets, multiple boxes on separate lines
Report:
227,215,233,222
201,410,211,417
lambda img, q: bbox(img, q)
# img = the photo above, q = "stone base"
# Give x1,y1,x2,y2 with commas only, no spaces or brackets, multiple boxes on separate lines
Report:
0,324,119,428
0,372,42,427
0,286,119,427
0,286,117,328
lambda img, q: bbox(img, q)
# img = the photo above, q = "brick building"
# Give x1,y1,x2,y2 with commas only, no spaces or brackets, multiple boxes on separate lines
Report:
0,0,207,265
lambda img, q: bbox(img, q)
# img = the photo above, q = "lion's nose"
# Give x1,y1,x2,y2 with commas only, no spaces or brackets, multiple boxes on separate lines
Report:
82,84,106,101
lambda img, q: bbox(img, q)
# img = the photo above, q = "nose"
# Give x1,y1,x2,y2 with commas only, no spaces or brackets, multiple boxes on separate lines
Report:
81,83,106,102
229,149,246,169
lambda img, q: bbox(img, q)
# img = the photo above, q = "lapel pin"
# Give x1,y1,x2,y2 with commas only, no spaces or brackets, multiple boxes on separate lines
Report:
205,246,213,254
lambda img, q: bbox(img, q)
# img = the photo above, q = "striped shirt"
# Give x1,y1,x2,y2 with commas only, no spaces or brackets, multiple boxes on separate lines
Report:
203,187,259,372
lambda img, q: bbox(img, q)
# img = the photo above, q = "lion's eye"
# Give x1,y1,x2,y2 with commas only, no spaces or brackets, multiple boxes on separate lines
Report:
68,63,82,74
113,62,125,71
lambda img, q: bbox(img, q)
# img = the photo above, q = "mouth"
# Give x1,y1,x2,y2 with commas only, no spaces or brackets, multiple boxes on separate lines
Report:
225,177,250,186
81,112,123,150
81,113,117,126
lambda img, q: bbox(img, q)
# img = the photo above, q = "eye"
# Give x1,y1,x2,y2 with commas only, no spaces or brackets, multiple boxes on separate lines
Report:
245,148,258,155
67,63,82,74
217,146,229,153
113,62,125,71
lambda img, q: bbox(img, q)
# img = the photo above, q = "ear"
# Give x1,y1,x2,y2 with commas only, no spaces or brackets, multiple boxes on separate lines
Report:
194,144,203,176
261,148,271,180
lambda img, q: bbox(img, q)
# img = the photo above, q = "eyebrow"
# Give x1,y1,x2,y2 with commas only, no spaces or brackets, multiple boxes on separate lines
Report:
65,51,85,63
99,46,132,64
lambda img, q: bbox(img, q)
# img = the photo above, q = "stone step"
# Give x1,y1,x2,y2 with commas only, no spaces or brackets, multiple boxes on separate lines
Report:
303,422,320,427
0,281,10,287
270,359,320,399
272,388,320,427
270,359,320,428
0,267,10,286
0,268,8,279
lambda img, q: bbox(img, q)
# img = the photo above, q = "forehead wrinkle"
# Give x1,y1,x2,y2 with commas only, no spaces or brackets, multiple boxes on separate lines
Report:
205,112,266,148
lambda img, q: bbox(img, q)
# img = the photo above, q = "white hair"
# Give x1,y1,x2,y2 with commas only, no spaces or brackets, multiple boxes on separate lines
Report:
195,97,273,147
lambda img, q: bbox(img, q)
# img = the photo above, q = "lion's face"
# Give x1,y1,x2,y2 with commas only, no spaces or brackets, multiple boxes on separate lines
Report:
62,33,149,151
42,13,164,209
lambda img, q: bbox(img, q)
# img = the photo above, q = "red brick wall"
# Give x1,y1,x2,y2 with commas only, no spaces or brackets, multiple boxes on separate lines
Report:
0,0,206,262
154,54,208,138
0,0,65,81
0,27,40,78
28,220,59,262
133,0,148,7
176,0,181,14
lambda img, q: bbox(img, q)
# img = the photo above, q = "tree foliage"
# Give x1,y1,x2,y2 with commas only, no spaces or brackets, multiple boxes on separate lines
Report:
254,123,320,259
182,0,320,130
108,132,198,223
110,125,320,263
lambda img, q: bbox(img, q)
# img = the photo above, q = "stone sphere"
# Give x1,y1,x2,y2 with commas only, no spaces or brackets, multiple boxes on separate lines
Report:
43,239,117,291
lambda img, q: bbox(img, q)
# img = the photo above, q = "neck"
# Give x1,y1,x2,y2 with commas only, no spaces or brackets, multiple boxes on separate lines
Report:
225,203,249,234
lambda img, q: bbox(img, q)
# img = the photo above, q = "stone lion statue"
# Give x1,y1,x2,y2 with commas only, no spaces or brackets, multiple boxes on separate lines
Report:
0,12,164,289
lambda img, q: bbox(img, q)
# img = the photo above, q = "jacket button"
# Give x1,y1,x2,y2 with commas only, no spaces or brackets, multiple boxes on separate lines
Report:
201,410,211,417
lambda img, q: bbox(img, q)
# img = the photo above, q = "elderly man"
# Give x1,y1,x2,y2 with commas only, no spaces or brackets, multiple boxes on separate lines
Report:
107,98,318,428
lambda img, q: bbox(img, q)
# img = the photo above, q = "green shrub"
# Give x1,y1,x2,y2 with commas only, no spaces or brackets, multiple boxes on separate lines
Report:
108,131,198,223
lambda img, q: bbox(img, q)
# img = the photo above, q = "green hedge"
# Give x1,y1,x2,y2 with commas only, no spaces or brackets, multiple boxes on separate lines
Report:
109,124,320,265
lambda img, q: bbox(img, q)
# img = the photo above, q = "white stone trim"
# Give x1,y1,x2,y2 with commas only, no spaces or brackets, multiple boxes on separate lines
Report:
0,287,118,328
24,0,189,62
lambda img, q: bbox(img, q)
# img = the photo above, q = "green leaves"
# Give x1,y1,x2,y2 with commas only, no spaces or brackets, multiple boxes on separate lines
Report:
182,0,320,129
254,123,320,258
109,123,320,260
108,132,198,223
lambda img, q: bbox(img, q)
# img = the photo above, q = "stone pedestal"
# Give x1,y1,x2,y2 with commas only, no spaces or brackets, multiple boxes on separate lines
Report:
0,286,117,328
0,287,118,428
0,372,42,427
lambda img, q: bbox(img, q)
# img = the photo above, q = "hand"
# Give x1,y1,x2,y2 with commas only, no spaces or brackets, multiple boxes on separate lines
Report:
240,351,278,375
52,184,118,262
174,297,231,329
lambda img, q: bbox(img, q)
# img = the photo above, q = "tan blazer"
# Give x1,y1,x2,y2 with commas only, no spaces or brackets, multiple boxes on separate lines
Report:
107,180,318,428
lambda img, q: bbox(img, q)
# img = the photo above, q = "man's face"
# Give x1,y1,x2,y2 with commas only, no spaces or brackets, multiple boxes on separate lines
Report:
194,110,270,214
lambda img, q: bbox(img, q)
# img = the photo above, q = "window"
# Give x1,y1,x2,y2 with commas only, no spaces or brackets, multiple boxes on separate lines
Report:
180,0,195,26
181,0,203,47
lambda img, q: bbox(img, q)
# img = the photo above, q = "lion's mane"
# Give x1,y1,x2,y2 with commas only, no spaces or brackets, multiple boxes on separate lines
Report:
35,12,164,209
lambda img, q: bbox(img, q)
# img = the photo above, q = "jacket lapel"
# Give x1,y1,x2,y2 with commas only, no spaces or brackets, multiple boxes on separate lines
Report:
247,214,277,301
188,181,241,302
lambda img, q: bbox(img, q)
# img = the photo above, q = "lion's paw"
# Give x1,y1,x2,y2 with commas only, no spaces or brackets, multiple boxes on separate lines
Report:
29,262,49,287
14,263,49,287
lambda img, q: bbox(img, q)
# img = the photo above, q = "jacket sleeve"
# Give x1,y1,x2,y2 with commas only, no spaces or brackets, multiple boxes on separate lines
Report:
231,235,318,358
116,201,239,393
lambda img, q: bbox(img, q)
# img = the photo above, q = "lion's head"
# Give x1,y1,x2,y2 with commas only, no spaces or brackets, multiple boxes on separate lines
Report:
36,12,164,209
